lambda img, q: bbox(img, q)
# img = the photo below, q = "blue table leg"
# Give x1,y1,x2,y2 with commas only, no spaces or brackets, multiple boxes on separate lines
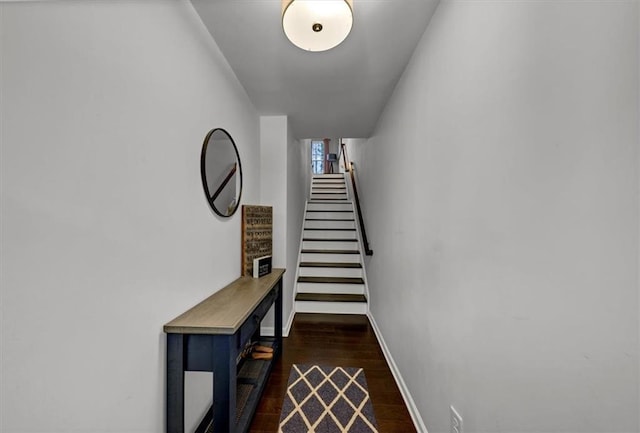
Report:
275,283,283,356
212,335,236,432
167,333,185,433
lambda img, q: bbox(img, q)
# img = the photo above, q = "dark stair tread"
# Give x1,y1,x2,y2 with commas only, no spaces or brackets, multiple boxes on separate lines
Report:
303,228,356,231
305,218,355,221
311,191,347,194
295,293,367,303
301,249,360,254
302,237,358,241
299,262,362,268
303,238,357,242
298,276,364,284
308,199,349,201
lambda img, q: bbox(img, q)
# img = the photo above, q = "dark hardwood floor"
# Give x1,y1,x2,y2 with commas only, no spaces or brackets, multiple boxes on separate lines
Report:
249,313,417,433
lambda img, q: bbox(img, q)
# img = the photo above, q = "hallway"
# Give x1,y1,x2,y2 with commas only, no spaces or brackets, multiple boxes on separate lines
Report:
249,314,416,433
2,2,638,432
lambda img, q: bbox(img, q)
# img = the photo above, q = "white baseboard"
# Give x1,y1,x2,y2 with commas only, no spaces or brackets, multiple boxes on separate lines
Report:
367,312,429,433
284,308,295,337
260,308,296,338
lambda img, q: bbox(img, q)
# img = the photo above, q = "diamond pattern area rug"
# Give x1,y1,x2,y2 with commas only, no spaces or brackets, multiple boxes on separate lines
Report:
278,364,379,433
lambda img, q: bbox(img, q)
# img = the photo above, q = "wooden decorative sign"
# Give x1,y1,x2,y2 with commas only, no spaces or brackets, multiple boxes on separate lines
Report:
241,205,273,277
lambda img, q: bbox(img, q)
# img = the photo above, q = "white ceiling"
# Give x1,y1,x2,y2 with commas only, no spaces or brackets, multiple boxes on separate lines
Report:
191,0,440,139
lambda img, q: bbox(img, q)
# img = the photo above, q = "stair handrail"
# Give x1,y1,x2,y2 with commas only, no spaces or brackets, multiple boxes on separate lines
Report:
340,142,373,256
210,162,237,202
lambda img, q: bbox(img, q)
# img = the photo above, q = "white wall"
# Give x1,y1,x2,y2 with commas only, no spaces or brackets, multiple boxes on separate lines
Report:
0,1,260,432
260,116,288,272
259,116,307,333
259,116,288,330
302,138,313,181
341,137,367,174
286,122,308,331
350,1,639,432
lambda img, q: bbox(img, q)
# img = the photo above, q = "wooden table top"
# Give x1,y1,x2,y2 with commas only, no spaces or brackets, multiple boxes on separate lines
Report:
163,269,285,335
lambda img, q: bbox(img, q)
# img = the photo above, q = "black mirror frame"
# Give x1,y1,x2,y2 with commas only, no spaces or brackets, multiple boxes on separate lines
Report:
200,128,243,218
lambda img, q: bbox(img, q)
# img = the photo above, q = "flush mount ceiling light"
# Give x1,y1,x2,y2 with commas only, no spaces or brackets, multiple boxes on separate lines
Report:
282,0,353,52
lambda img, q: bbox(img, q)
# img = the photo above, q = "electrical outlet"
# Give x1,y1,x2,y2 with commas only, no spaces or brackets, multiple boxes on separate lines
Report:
450,405,463,433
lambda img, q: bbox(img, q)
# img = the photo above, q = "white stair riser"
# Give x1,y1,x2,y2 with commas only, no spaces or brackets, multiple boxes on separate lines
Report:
313,174,344,179
296,282,365,295
295,300,367,315
311,184,345,189
311,186,346,190
305,220,355,229
311,190,347,195
306,211,354,220
299,267,363,278
310,194,348,200
300,253,361,263
302,240,357,250
303,230,356,239
311,183,346,188
308,200,352,206
307,202,352,211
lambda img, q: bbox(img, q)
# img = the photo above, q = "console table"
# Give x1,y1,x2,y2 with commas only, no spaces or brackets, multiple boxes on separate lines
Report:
163,269,285,433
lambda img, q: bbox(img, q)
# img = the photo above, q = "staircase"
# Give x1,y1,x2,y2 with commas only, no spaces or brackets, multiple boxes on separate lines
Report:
294,173,368,315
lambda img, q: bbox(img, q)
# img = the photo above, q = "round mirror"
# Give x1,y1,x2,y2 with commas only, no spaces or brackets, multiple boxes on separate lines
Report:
200,128,243,217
